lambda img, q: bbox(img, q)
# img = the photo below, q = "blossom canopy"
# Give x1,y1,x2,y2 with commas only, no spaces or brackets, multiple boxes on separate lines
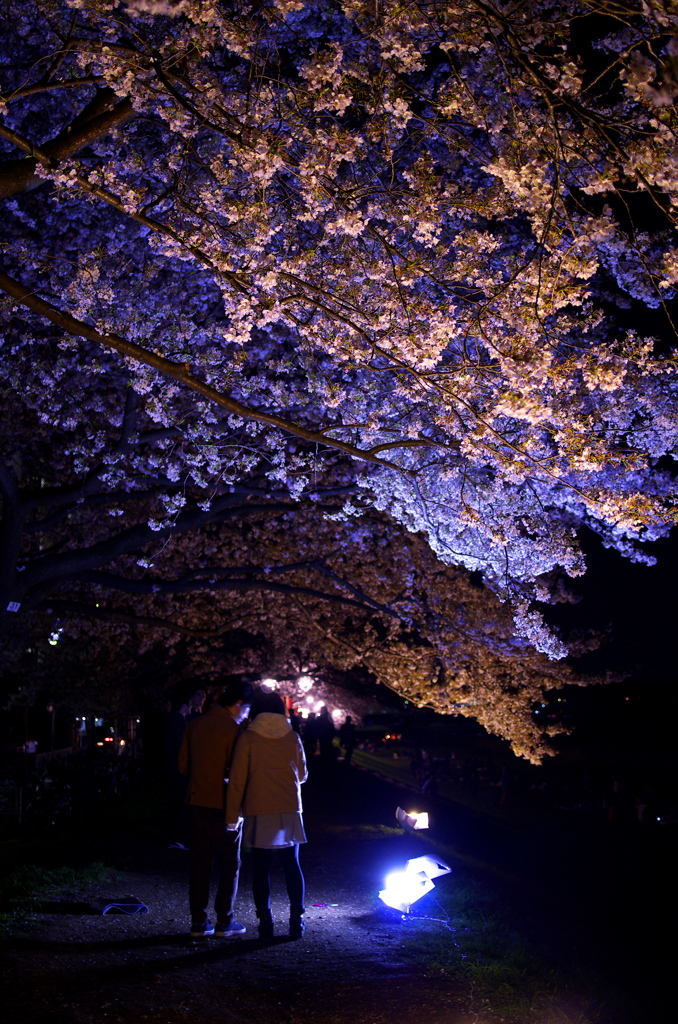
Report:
1,0,678,758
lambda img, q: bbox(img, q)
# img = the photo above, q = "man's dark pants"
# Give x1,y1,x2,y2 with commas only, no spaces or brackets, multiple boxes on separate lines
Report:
189,806,241,927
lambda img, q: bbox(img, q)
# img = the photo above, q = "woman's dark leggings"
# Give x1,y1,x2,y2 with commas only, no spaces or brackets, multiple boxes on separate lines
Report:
251,845,304,915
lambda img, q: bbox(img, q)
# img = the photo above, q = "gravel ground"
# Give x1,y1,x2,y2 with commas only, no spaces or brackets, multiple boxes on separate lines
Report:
0,772,493,1024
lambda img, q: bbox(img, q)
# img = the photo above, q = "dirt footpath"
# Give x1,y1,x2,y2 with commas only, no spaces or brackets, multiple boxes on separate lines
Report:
0,779,492,1024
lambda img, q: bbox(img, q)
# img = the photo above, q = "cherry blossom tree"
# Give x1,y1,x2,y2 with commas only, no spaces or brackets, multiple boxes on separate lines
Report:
5,508,598,761
1,0,677,756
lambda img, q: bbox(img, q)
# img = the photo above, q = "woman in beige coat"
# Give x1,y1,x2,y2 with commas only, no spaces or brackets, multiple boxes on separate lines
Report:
226,689,308,939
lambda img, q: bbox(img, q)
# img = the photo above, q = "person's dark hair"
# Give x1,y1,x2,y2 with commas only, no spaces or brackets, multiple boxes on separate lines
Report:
250,689,286,717
169,684,192,712
218,678,255,708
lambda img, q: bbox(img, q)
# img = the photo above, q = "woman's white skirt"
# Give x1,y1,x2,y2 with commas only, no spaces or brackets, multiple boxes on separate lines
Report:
242,812,307,849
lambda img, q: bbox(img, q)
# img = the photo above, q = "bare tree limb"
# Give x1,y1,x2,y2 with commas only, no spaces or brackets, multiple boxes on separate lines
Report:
2,76,105,101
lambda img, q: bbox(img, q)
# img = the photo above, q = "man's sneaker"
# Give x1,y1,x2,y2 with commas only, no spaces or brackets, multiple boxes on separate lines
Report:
214,920,247,938
190,920,215,938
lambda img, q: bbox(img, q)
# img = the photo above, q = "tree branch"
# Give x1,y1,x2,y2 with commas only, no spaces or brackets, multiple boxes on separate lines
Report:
19,499,307,597
56,569,397,613
22,464,109,514
0,263,405,471
2,76,105,101
23,486,172,535
118,385,139,452
0,120,251,293
313,563,406,621
175,558,330,582
36,598,248,639
0,88,134,198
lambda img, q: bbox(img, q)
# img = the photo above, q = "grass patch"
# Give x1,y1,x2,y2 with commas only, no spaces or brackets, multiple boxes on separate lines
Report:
353,749,419,791
397,877,611,1024
0,862,113,934
353,748,541,828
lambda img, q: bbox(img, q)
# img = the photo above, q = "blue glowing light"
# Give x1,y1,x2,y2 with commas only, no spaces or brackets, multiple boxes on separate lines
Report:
379,855,451,913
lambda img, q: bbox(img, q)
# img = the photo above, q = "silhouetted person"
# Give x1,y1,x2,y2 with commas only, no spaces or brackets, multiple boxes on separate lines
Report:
302,712,318,760
316,705,336,764
338,715,356,765
178,679,253,938
421,771,438,797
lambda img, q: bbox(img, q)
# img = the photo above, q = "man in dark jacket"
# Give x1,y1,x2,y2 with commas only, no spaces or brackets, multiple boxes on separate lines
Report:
178,678,253,938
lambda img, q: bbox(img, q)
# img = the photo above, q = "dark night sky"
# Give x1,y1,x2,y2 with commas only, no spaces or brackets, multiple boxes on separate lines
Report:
539,528,678,760
560,529,678,683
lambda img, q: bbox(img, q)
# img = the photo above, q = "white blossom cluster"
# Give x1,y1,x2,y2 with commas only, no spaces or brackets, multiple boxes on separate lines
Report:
1,0,678,747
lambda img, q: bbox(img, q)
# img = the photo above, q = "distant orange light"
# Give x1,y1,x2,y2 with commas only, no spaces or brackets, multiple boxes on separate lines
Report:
396,806,430,830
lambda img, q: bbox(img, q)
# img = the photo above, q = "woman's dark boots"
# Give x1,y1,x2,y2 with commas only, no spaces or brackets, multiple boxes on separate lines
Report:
289,905,305,939
257,906,304,939
258,909,274,941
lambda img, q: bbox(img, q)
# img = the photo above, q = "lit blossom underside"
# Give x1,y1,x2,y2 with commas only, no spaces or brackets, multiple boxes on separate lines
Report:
0,0,677,751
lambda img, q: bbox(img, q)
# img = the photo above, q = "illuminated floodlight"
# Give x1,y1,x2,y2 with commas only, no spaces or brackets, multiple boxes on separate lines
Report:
378,855,451,913
396,807,429,831
297,675,314,693
406,856,451,880
379,870,434,912
305,695,314,705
